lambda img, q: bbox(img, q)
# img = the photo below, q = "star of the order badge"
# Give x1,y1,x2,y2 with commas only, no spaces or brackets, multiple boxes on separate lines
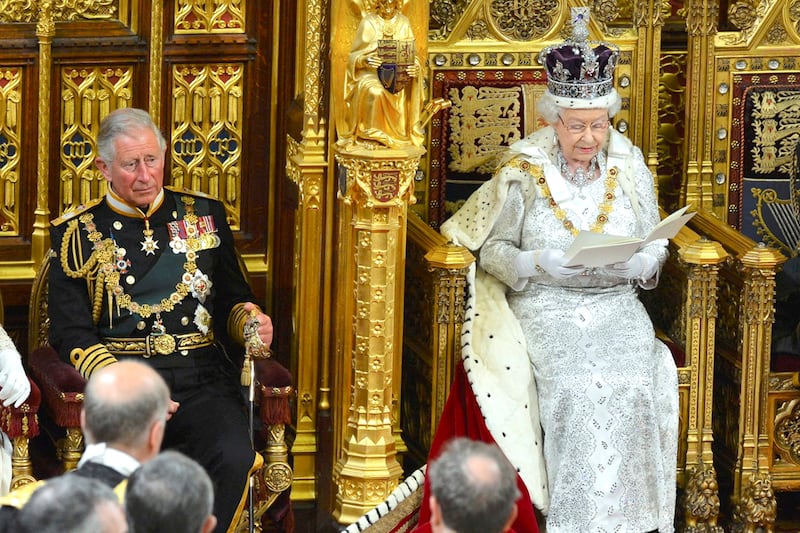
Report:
140,236,160,255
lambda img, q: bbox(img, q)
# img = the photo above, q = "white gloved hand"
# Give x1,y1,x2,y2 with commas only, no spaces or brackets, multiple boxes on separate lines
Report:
531,249,584,279
605,252,658,281
0,349,30,408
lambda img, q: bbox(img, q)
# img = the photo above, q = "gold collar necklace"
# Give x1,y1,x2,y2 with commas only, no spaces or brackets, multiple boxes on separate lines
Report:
506,157,618,236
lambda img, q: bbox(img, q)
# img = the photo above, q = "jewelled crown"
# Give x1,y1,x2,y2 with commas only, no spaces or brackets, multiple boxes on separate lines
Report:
539,8,619,104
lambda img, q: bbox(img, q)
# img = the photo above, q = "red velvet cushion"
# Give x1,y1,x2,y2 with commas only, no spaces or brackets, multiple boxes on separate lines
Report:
0,377,41,438
255,358,293,427
27,346,85,428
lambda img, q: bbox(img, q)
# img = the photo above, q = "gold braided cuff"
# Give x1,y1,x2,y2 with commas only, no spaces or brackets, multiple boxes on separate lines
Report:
228,302,261,345
70,343,118,379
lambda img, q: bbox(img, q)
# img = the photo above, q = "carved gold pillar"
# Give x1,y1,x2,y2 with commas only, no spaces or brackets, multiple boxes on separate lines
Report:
148,0,163,124
331,145,423,523
424,244,473,427
682,0,719,210
287,0,329,502
677,238,727,529
734,244,785,501
632,0,665,180
31,1,55,265
679,238,727,471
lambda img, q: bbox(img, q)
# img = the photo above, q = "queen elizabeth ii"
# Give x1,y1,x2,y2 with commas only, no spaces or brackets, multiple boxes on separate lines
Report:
435,9,679,533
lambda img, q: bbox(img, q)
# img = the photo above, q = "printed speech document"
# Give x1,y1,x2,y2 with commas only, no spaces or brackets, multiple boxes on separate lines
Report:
563,206,696,268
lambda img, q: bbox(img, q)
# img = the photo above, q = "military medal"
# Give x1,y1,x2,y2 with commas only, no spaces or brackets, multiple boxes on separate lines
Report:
140,217,160,255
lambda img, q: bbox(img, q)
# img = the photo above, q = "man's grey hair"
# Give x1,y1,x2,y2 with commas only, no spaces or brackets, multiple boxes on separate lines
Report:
125,450,214,533
83,361,170,448
428,438,520,533
17,475,121,533
96,107,167,163
536,89,622,124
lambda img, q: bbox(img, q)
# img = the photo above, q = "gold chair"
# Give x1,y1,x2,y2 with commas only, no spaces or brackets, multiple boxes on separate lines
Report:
25,251,294,531
688,210,787,530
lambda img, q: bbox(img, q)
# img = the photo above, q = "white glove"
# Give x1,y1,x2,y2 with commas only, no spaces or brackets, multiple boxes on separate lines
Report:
516,249,584,280
0,349,30,408
605,252,658,281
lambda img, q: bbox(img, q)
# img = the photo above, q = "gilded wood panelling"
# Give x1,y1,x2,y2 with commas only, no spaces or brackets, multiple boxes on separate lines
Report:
58,66,134,213
170,63,245,230
174,0,246,33
0,67,22,235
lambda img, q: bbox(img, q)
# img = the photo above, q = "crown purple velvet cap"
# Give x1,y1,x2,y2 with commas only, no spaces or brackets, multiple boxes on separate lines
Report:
542,41,618,100
537,8,620,106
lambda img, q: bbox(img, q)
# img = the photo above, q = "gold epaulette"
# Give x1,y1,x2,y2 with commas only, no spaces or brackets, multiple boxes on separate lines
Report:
0,480,46,509
50,197,104,226
165,185,219,201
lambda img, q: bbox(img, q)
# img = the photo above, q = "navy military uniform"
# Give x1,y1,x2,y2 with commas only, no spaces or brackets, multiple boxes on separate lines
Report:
48,186,260,533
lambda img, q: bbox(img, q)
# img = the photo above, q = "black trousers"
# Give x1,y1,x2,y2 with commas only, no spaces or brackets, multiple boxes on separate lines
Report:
157,357,255,533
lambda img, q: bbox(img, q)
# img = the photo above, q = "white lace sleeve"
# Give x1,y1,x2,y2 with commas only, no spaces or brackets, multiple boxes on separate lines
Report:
0,327,14,353
479,182,527,288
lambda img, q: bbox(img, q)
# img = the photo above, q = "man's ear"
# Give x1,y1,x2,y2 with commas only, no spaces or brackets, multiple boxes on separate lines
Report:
201,514,217,533
429,495,443,525
80,409,87,434
149,419,165,454
95,158,112,182
502,503,518,532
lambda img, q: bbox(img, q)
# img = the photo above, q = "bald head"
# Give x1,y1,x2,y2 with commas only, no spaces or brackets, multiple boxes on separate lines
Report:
428,438,520,533
83,361,170,455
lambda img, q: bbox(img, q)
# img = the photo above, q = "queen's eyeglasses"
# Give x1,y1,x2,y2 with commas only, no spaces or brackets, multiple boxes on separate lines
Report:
559,116,611,135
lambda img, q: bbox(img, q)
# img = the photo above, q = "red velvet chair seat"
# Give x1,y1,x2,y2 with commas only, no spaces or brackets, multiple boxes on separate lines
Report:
27,347,85,430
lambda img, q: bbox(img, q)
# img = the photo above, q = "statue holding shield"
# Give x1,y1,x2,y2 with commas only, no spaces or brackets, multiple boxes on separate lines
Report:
338,0,424,149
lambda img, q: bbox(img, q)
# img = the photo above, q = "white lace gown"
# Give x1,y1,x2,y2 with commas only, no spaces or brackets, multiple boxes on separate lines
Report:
479,145,678,533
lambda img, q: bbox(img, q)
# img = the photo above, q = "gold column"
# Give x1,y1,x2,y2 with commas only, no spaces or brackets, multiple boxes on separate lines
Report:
734,244,785,499
31,1,55,265
679,238,727,470
633,0,666,181
332,145,423,523
682,0,719,210
287,0,328,502
424,244,473,427
677,237,727,528
148,0,163,123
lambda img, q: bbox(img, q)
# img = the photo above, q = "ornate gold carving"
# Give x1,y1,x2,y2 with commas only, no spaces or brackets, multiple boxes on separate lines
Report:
732,472,777,532
337,148,422,207
58,66,133,213
10,435,35,490
0,1,37,23
2,0,116,23
728,1,758,32
684,462,723,532
765,22,788,44
171,63,244,229
489,0,559,42
774,398,800,464
430,0,471,41
686,0,718,37
175,0,245,34
264,461,293,492
53,0,115,21
61,427,85,472
0,67,22,234
593,0,621,26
